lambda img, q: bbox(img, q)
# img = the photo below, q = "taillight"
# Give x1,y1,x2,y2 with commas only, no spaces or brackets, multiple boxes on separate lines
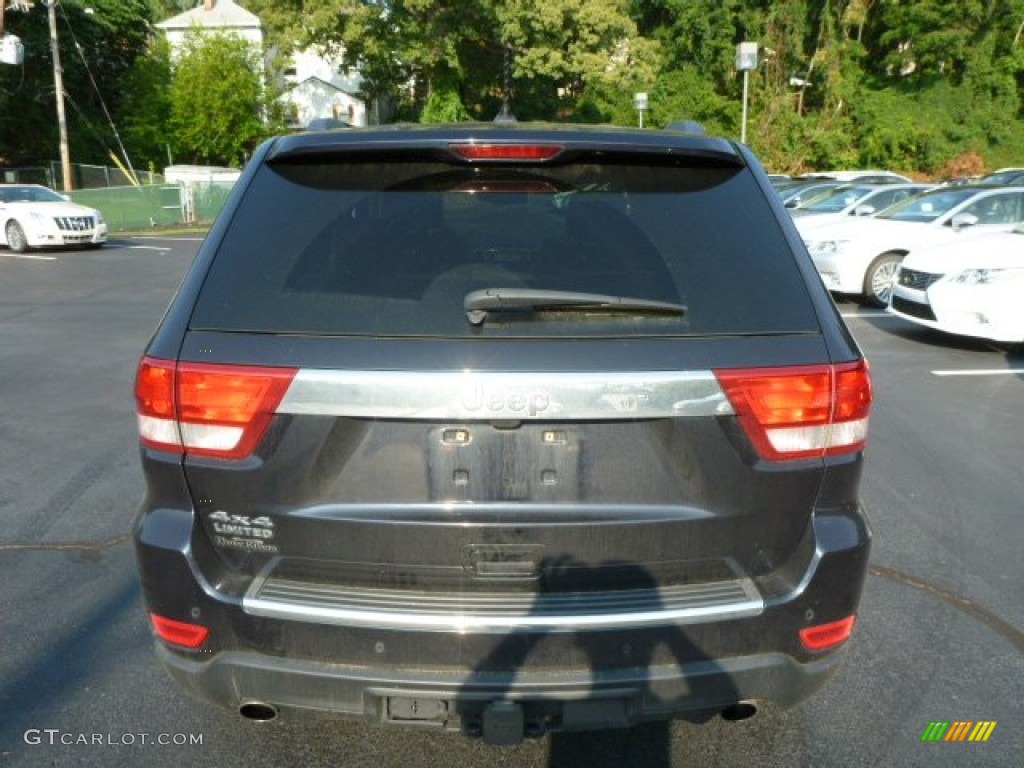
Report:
135,357,297,460
150,613,209,648
135,357,179,450
449,143,563,161
799,615,856,651
714,361,871,461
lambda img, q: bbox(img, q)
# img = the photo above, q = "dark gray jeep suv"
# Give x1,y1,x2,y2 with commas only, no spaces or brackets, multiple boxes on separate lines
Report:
133,122,872,744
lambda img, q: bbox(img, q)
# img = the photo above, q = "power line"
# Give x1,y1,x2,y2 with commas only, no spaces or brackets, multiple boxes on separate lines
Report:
57,0,138,184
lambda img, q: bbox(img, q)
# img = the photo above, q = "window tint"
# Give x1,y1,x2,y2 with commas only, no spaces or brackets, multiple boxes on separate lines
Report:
877,188,977,222
0,186,62,203
960,192,1024,225
190,161,819,338
803,185,872,212
868,188,908,210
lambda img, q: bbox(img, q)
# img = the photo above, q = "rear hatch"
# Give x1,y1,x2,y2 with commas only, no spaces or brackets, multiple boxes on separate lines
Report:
138,129,869,629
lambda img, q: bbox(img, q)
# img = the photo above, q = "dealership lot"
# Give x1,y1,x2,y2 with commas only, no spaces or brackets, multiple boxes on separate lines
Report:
0,239,1020,767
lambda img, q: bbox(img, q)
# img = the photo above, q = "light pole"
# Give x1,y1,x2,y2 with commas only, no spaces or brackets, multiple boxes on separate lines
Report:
634,92,648,128
735,42,758,145
47,0,72,191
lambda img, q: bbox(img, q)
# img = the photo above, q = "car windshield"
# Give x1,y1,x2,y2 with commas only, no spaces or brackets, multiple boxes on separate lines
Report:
875,188,978,222
980,170,1024,185
0,186,65,204
781,183,839,204
801,185,875,212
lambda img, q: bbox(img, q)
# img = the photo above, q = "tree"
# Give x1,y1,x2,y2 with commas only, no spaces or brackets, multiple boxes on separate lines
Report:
8,0,1024,179
284,0,658,122
498,0,660,100
0,0,156,168
870,0,988,80
117,36,174,171
633,0,741,90
168,31,280,166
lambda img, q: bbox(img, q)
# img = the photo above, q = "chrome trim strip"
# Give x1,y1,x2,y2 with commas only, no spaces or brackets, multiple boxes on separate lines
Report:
277,370,733,421
243,577,763,633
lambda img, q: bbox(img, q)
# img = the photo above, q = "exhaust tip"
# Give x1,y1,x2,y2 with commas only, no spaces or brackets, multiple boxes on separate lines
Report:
720,701,758,722
239,701,278,722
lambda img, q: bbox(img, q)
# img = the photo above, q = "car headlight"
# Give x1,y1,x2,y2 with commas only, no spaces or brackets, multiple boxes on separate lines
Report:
29,211,50,225
94,211,105,225
806,240,848,258
949,268,1024,285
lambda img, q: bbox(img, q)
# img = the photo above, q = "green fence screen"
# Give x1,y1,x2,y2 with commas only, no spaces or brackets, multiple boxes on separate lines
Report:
70,185,185,231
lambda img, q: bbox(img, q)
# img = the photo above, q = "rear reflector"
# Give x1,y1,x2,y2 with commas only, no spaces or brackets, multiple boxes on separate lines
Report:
714,361,871,461
150,613,209,648
449,143,562,161
135,357,297,460
799,615,856,651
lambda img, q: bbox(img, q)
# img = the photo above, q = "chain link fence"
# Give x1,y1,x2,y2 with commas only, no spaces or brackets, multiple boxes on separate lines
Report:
2,163,237,231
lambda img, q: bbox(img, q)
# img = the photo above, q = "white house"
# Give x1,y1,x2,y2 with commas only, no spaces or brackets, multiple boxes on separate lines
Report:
155,1,368,128
279,48,368,128
155,0,263,56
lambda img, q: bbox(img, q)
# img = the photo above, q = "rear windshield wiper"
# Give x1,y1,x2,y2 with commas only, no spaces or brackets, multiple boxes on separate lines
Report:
464,288,687,326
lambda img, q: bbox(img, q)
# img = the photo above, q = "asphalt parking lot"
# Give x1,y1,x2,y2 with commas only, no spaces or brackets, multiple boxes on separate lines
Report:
0,238,1021,767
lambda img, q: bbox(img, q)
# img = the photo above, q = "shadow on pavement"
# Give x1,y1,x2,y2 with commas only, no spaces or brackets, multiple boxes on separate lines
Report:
457,556,742,767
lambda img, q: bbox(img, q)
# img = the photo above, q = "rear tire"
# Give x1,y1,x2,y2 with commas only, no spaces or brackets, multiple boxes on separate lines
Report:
5,220,28,253
862,252,903,307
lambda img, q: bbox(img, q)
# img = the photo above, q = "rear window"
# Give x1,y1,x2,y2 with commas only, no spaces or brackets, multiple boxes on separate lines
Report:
190,158,819,338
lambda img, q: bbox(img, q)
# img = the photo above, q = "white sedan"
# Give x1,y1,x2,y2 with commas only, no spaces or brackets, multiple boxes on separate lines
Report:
791,183,932,231
0,184,107,252
888,226,1024,345
803,185,1024,306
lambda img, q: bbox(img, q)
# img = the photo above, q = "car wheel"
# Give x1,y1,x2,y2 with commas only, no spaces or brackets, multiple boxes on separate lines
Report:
862,252,903,307
5,220,29,253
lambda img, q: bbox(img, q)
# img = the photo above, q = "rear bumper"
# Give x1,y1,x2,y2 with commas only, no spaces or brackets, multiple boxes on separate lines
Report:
156,642,844,730
135,499,871,731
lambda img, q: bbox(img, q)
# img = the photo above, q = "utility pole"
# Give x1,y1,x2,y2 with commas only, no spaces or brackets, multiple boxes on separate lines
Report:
47,0,72,191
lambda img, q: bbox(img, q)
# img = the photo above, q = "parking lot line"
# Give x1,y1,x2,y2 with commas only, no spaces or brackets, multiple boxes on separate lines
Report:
128,236,206,241
932,369,1024,377
0,252,57,261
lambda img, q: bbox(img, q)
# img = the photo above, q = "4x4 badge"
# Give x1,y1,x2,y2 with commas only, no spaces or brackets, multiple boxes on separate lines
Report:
208,510,275,540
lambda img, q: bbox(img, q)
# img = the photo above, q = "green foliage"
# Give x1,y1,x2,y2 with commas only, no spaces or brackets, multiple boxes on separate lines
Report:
634,0,742,89
117,37,174,170
0,0,156,167
7,0,1024,177
420,84,473,123
168,32,278,167
497,0,660,98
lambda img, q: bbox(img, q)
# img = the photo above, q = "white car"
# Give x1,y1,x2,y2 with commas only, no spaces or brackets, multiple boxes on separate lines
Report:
888,226,1024,345
803,186,1024,306
798,169,912,183
0,184,107,253
792,183,933,232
